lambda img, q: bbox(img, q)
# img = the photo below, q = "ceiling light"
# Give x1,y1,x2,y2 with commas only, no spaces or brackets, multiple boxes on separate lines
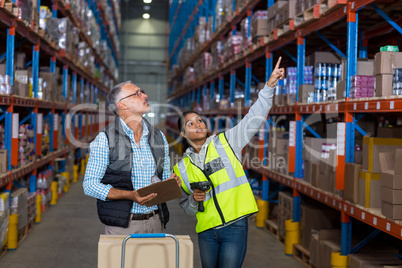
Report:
147,112,155,118
143,5,150,10
143,13,150,19
143,0,152,3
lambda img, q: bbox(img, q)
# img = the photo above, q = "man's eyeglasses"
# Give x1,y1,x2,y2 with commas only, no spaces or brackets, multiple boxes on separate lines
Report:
118,89,145,103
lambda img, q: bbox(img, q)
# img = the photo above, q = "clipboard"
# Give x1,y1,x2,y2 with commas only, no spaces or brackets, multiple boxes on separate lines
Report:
137,179,182,207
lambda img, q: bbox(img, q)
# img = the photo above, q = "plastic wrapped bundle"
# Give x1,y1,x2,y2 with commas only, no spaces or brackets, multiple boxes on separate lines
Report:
183,67,195,86
223,32,243,61
211,41,224,72
194,53,212,80
16,0,34,22
215,0,233,30
240,18,251,50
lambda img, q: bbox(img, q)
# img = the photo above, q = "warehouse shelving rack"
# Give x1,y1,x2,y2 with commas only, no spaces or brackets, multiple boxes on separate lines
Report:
167,0,402,258
0,0,116,229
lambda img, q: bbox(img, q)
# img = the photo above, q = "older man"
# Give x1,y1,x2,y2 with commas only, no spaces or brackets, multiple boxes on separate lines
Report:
83,81,180,235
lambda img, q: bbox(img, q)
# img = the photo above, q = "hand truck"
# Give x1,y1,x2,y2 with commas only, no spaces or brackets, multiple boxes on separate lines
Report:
121,233,179,268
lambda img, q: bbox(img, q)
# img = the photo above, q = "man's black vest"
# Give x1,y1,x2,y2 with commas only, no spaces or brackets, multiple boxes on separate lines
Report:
96,117,169,228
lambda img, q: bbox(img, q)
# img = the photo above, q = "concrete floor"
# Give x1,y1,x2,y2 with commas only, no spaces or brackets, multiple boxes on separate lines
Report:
0,180,303,268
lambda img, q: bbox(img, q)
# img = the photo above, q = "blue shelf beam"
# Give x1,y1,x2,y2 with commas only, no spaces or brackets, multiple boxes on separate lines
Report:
230,69,236,104
371,4,402,36
266,50,272,82
32,44,39,98
351,229,381,254
6,26,15,86
281,48,297,63
303,122,321,139
345,4,358,99
315,31,346,58
296,33,305,104
245,61,251,107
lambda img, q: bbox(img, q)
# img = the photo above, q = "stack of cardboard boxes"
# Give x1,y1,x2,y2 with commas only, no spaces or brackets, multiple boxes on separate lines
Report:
276,0,296,30
359,136,402,209
310,229,341,268
11,188,28,232
267,1,287,34
300,203,339,252
303,137,336,189
375,51,402,97
0,150,7,175
379,149,402,220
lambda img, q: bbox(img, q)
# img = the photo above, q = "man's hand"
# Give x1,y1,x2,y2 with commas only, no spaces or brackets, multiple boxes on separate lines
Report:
193,189,206,202
267,56,285,88
131,190,157,206
168,173,182,188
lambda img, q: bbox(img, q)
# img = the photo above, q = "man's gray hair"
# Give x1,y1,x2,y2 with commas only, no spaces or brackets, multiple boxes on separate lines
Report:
107,80,135,115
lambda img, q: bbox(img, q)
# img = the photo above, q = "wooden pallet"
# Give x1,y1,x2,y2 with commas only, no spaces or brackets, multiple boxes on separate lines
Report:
1,0,19,18
276,19,295,38
17,225,29,247
264,219,279,238
0,245,7,260
294,4,324,28
277,234,285,247
27,219,35,234
293,244,312,268
319,0,347,16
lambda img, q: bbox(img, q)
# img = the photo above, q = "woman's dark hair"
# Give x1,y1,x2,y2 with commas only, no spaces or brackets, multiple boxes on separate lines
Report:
177,111,206,154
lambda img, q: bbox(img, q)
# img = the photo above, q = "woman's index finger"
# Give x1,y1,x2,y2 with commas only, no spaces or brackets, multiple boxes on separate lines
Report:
275,56,282,70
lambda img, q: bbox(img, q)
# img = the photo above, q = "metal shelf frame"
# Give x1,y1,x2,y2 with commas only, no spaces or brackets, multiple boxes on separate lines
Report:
0,2,115,206
167,0,402,257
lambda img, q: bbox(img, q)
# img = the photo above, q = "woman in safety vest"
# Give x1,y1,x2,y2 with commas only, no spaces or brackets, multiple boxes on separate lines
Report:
173,57,285,268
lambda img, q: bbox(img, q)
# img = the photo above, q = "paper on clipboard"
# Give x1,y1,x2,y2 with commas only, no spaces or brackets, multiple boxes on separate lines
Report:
137,179,182,207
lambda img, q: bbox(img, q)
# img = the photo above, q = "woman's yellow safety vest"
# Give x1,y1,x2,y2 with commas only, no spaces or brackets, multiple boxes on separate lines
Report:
173,133,258,233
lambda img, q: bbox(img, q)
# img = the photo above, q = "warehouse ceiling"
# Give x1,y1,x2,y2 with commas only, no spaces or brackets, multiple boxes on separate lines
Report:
121,0,169,21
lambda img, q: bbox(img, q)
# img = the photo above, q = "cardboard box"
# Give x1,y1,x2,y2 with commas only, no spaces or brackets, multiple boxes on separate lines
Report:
268,1,288,21
98,235,193,268
381,172,402,189
375,74,393,97
275,138,289,156
298,84,314,103
285,93,296,105
310,233,319,267
374,51,402,75
322,240,341,268
377,127,402,139
336,80,346,100
318,170,336,193
355,150,363,164
0,150,8,174
301,227,312,250
381,188,402,204
362,136,402,173
303,137,337,163
356,59,374,76
0,64,5,75
306,52,341,67
382,202,402,220
311,162,320,187
358,171,381,208
304,159,313,183
348,254,402,268
344,163,361,204
301,204,338,231
252,18,269,37
277,0,296,25
273,94,282,106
